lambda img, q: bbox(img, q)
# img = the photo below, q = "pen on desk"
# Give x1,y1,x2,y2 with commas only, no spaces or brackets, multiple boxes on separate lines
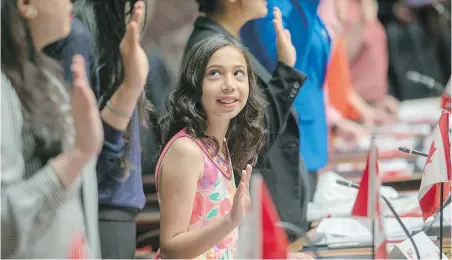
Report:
327,242,372,249
336,179,359,189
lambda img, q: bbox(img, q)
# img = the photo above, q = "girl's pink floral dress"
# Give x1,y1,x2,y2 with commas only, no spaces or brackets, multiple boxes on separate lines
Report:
154,129,238,259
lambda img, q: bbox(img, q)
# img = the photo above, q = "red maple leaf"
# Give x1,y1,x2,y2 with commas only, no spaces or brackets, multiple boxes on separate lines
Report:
426,141,437,165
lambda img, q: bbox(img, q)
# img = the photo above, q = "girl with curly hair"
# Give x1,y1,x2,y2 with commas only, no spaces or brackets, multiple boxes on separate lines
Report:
154,35,266,259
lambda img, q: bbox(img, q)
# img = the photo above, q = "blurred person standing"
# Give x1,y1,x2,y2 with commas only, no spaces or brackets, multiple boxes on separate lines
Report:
45,0,151,258
1,0,102,258
318,0,395,135
241,0,331,199
73,1,151,258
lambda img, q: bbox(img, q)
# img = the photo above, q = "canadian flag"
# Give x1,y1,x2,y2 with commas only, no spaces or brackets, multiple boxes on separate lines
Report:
351,144,387,259
441,79,451,112
418,111,451,221
236,174,288,259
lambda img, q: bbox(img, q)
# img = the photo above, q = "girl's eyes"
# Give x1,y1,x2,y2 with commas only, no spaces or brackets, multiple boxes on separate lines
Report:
207,70,221,77
206,70,247,78
234,70,246,77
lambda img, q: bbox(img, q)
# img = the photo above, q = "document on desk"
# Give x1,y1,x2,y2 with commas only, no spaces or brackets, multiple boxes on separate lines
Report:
314,217,424,247
397,97,441,123
308,192,421,221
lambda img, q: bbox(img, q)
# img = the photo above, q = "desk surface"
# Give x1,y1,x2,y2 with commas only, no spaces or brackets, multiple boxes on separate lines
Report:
290,235,452,258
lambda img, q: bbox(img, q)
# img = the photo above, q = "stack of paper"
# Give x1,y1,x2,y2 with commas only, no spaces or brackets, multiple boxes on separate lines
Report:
307,194,421,222
397,97,441,123
308,173,421,221
312,217,425,246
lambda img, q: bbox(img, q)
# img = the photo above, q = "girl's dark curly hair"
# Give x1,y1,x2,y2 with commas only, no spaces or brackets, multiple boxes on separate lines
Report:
160,35,267,171
196,0,218,13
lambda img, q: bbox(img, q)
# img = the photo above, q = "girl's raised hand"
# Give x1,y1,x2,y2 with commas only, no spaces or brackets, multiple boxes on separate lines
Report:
228,164,252,226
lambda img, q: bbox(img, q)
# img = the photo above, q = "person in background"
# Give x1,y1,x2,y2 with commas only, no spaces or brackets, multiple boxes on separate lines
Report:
334,0,399,117
241,0,331,199
318,0,393,142
1,0,102,258
49,0,150,258
186,0,312,240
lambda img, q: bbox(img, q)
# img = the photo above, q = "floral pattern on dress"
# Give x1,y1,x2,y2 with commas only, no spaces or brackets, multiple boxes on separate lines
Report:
155,129,238,259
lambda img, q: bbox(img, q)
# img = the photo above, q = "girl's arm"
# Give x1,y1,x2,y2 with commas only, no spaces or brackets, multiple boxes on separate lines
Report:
158,137,238,259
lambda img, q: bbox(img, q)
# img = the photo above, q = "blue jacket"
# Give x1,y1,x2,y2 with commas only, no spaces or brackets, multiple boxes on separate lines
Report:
43,18,145,210
241,0,331,171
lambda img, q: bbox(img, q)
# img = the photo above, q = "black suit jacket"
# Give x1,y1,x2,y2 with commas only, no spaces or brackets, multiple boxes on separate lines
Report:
184,16,311,240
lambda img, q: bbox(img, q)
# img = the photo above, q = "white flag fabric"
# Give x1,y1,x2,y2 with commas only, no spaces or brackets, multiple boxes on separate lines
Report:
418,112,451,221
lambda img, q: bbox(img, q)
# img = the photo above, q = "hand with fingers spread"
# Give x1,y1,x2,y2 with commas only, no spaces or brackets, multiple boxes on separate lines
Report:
228,164,252,226
120,0,149,90
71,55,104,157
273,7,296,67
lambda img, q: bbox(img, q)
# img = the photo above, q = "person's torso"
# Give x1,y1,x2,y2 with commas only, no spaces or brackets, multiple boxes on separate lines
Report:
293,14,331,171
240,0,331,170
98,110,145,210
1,72,99,259
155,129,238,259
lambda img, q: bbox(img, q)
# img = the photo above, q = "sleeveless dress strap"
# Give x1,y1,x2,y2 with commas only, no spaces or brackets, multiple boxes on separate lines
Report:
154,129,200,192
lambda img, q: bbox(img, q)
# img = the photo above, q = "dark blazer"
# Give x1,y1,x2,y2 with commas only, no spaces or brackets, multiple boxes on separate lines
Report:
184,16,311,240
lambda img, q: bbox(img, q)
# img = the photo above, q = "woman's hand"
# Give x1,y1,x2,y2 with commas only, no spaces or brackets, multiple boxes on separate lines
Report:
52,55,103,190
377,95,400,117
335,118,369,141
274,7,296,67
120,0,149,90
71,55,104,157
228,164,252,226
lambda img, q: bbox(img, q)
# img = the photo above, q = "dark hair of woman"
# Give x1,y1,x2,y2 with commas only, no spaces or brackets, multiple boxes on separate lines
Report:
196,0,218,13
72,0,152,172
1,0,69,158
159,35,267,171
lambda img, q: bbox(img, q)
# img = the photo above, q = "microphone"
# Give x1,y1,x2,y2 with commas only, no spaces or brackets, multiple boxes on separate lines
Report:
336,179,421,259
406,71,445,93
398,146,428,157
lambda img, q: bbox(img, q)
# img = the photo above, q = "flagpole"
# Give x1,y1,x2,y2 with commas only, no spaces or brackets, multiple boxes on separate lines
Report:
369,134,376,260
439,182,444,259
372,219,375,259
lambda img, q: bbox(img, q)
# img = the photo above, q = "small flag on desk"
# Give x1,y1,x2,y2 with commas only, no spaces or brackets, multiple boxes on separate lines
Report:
418,111,451,221
236,174,288,259
351,144,388,259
